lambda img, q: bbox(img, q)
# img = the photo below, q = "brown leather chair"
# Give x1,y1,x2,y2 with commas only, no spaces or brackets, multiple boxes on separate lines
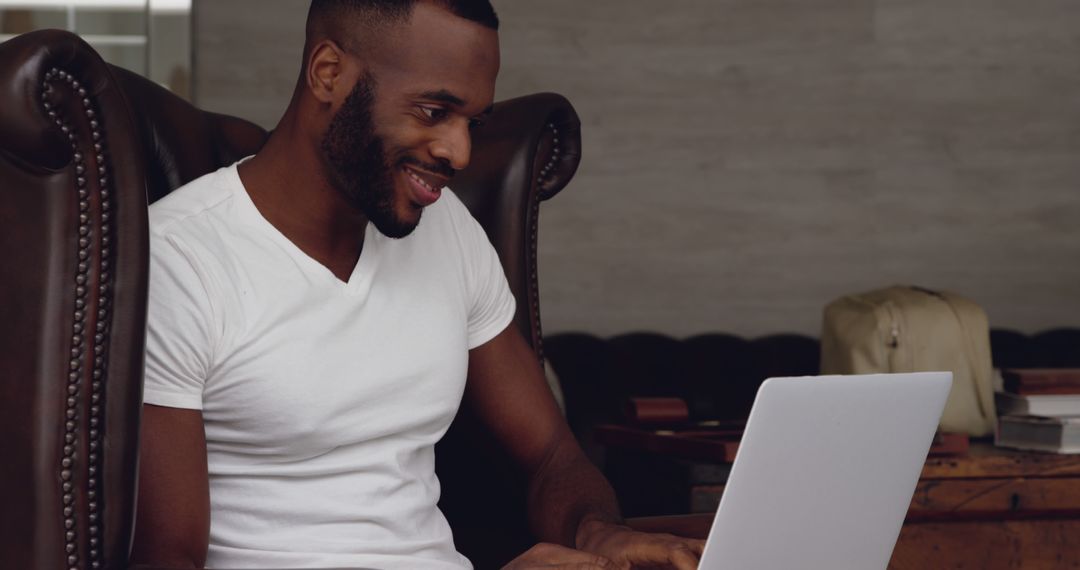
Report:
0,29,581,570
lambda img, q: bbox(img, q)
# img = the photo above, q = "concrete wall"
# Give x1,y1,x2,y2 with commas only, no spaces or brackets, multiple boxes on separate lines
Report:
194,0,1080,338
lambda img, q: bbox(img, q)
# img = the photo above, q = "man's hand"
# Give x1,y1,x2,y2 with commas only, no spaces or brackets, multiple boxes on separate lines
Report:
502,543,619,569
576,519,704,570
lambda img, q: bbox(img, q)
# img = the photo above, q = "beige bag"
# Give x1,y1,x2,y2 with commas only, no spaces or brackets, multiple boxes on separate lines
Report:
820,285,996,436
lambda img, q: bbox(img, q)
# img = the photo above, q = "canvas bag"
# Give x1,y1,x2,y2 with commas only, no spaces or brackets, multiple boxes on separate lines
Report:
820,285,996,436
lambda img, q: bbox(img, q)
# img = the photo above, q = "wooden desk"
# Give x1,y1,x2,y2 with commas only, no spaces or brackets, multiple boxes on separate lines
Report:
619,439,1080,568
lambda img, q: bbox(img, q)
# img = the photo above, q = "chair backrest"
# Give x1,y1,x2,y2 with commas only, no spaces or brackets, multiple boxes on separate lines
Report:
0,29,581,569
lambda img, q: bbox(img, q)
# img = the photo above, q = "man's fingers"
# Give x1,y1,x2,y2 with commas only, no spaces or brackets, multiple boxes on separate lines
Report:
669,543,701,570
636,536,701,570
503,542,619,569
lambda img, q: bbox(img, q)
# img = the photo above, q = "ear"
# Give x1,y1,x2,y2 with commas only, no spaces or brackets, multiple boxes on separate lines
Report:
306,39,348,105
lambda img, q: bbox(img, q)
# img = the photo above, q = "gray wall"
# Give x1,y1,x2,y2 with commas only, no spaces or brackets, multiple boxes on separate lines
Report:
195,0,1080,338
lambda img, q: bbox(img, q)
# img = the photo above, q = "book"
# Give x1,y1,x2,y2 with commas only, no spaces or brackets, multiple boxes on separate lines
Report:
995,415,1080,454
996,391,1080,417
1003,369,1080,396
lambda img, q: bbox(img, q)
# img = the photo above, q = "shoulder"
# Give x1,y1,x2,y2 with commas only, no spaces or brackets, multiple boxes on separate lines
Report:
149,163,241,242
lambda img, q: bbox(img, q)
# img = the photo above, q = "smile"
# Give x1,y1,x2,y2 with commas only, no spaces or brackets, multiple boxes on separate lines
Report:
402,166,447,192
402,165,444,207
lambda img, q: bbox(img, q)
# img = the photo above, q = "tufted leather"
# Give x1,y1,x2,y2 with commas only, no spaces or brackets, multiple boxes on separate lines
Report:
1,29,581,570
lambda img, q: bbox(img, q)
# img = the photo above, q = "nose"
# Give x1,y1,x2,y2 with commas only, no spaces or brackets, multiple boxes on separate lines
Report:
428,121,472,171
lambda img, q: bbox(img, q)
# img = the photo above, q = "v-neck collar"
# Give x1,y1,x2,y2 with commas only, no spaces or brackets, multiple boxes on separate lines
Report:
228,160,380,297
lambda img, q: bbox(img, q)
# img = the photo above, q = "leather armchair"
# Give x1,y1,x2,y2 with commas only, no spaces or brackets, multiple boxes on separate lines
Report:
0,29,581,570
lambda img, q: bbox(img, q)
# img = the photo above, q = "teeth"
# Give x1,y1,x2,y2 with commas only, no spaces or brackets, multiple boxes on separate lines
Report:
406,169,435,192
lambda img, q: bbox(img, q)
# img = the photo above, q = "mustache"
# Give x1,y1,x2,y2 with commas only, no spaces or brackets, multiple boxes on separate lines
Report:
397,155,455,180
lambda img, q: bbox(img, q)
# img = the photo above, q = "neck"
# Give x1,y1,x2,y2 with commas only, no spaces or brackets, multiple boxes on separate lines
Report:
237,106,369,281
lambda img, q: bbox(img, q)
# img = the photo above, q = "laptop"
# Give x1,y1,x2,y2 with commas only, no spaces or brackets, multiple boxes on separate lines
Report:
698,372,952,570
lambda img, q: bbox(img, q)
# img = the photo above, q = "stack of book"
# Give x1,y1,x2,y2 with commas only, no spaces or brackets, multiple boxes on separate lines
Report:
995,369,1080,454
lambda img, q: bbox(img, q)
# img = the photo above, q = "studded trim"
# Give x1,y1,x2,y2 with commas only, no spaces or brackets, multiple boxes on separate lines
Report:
42,66,112,570
534,123,562,200
528,122,563,364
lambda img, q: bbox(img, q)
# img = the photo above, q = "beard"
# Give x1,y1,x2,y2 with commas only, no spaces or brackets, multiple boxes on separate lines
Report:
321,73,418,239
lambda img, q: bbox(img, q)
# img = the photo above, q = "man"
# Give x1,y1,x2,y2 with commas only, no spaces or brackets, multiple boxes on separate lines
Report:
132,1,702,568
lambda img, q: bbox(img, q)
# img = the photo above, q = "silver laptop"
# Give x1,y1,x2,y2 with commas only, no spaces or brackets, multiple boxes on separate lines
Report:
698,372,952,570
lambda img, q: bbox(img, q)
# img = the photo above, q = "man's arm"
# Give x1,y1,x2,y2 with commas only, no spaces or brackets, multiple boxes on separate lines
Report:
129,404,210,568
466,325,703,569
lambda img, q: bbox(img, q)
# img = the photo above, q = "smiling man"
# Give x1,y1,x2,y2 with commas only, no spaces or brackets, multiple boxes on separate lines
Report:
131,1,702,569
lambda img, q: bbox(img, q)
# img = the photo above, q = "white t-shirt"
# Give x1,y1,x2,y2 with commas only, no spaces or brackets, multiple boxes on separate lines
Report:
143,162,516,569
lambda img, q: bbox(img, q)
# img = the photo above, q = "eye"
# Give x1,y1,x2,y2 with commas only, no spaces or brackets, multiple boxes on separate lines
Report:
468,117,486,130
418,105,449,122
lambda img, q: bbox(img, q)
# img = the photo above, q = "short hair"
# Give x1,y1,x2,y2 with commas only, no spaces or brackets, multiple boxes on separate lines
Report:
306,0,498,56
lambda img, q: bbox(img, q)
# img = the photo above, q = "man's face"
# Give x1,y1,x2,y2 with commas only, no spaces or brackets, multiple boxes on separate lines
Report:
321,3,500,238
